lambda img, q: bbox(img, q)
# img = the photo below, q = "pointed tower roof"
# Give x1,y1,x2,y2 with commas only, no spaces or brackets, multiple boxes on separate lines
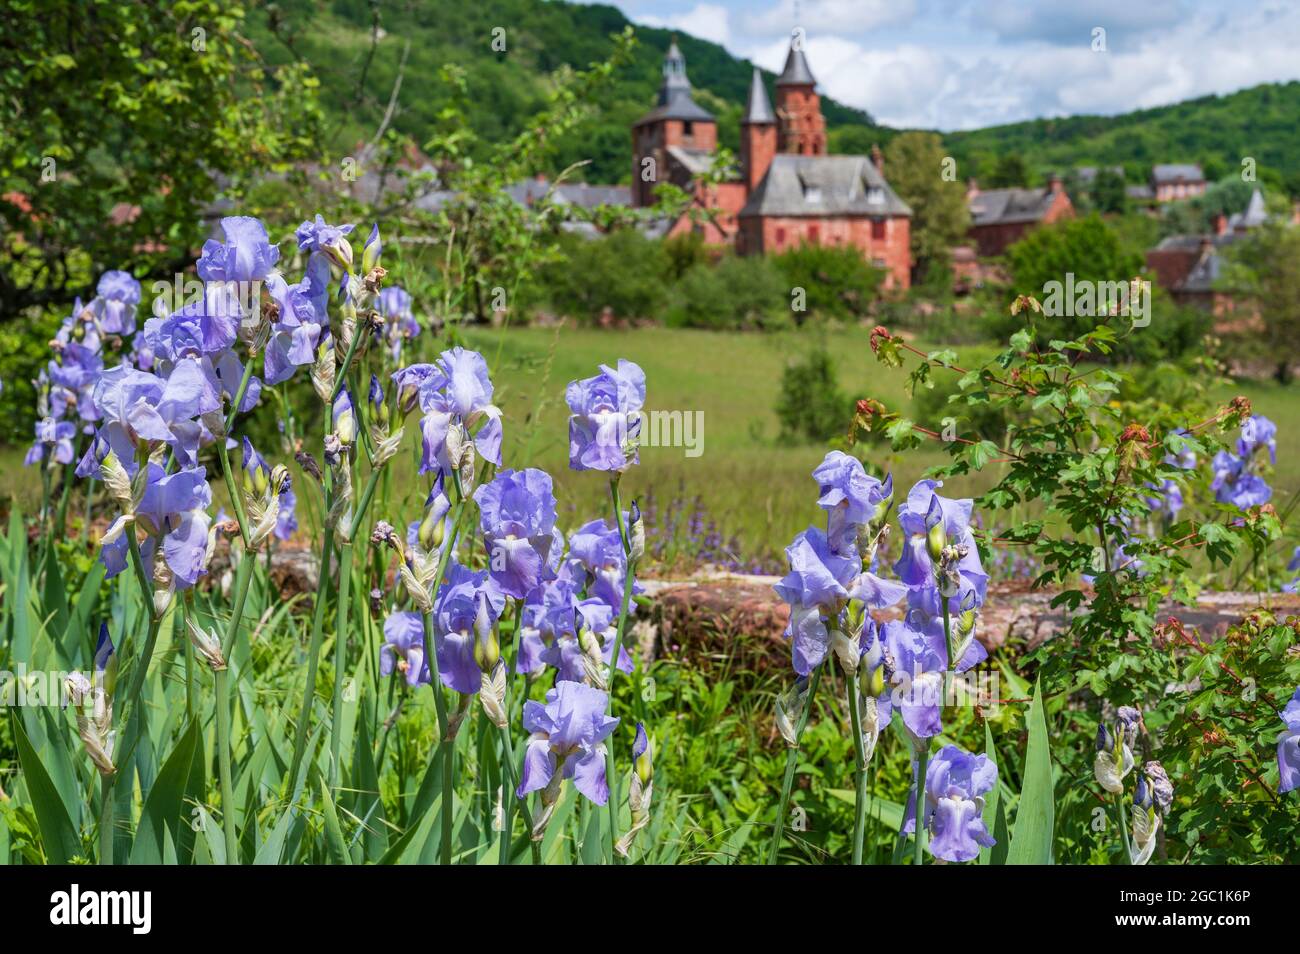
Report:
776,41,816,86
635,36,714,125
743,67,775,124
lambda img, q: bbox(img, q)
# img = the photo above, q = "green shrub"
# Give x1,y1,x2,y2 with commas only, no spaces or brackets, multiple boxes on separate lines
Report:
665,254,786,330
775,347,850,442
531,229,669,323
771,242,884,322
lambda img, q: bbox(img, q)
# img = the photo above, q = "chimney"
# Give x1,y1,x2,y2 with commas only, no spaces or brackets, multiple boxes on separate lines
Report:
1047,172,1063,194
871,143,884,174
1212,212,1228,236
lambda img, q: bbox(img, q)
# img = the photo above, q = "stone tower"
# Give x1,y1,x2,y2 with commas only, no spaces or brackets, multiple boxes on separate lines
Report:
774,38,826,156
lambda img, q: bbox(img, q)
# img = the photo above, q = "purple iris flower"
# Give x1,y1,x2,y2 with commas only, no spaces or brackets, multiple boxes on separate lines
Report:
296,214,355,269
379,286,419,360
275,486,298,541
1278,686,1300,794
1238,415,1277,463
538,596,633,683
895,479,987,605
90,270,142,336
1144,478,1184,520
907,744,998,863
198,216,280,286
414,348,502,475
430,563,505,694
517,681,620,805
565,516,641,611
473,468,558,600
566,359,646,473
882,615,981,739
774,526,862,675
100,464,213,588
1211,450,1272,509
812,451,891,556
381,612,431,687
80,363,219,472
25,417,77,467
263,272,324,386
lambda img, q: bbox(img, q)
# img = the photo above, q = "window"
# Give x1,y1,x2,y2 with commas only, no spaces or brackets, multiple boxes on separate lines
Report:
683,121,694,136
871,219,887,241
807,225,820,244
866,186,884,205
775,227,786,245
803,186,823,203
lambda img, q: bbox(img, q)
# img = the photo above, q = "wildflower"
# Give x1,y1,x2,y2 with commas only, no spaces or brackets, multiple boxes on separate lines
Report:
518,681,620,837
296,214,355,272
473,468,558,600
430,563,506,696
1212,416,1277,510
411,348,503,481
24,417,77,468
198,215,281,288
882,615,980,739
1278,686,1300,794
774,527,857,675
380,613,430,687
566,516,642,611
566,359,646,473
262,270,325,386
1094,706,1142,793
904,744,998,863
812,450,892,557
895,480,987,608
65,624,118,777
89,270,142,337
616,723,654,857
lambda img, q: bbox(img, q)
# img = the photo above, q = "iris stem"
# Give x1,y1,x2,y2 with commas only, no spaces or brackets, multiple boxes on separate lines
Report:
604,476,637,864
913,740,930,865
214,666,239,864
99,774,113,865
290,523,335,783
329,541,354,787
766,665,823,865
848,681,868,865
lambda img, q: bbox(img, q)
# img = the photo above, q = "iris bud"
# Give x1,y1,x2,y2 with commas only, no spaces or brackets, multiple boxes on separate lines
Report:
628,500,645,562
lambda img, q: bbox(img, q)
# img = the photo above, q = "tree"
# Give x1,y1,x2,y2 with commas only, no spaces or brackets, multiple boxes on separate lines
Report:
986,154,1030,188
1092,168,1128,214
0,0,321,319
883,132,970,284
1221,223,1300,383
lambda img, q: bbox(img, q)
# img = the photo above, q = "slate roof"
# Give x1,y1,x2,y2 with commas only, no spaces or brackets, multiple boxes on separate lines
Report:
665,145,716,176
776,44,816,86
506,179,631,209
739,154,911,218
968,186,1058,227
1228,188,1269,230
1152,163,1205,183
744,68,776,124
635,40,715,126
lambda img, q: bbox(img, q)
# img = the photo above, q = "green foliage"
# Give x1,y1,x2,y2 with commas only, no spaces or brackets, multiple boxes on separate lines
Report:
665,255,786,330
775,348,849,443
771,243,884,322
0,0,321,317
532,230,669,322
1220,221,1300,383
986,154,1030,188
948,82,1300,194
884,132,970,283
867,297,1290,864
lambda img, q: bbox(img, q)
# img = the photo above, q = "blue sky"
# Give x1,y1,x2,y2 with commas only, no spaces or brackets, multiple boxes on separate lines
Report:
585,0,1300,130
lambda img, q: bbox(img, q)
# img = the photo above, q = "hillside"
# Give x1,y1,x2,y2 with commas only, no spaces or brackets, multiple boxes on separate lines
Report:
943,82,1300,191
249,1,1300,194
247,0,882,184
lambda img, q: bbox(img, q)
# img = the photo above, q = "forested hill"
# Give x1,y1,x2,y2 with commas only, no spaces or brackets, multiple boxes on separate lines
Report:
248,0,1300,192
944,81,1300,191
246,0,880,184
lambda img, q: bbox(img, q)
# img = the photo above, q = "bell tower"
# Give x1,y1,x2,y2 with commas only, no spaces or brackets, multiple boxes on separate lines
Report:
774,37,826,156
740,68,777,191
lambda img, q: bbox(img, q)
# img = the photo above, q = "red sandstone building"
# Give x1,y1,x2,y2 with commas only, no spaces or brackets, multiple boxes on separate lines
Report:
631,39,913,289
965,175,1075,257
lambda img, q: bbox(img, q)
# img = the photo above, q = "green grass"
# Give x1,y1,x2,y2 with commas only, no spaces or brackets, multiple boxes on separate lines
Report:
3,324,1297,569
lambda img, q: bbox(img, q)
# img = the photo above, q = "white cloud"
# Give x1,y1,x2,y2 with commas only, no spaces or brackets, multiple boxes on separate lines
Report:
638,3,733,46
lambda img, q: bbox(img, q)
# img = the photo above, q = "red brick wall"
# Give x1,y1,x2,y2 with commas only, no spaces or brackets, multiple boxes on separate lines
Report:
741,214,911,289
741,122,778,192
631,118,719,207
667,181,748,245
775,85,826,156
